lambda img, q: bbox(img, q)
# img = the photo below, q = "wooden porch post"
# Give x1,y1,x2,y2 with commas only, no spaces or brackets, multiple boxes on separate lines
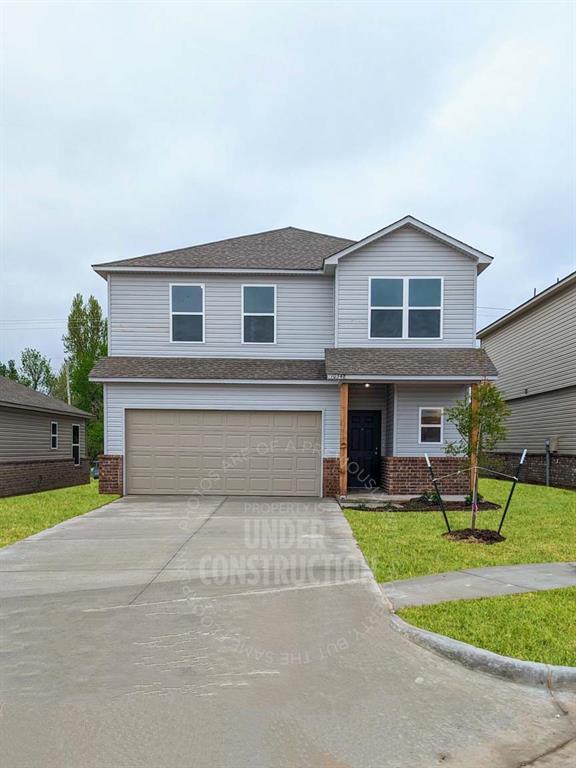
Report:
470,382,480,528
339,382,349,497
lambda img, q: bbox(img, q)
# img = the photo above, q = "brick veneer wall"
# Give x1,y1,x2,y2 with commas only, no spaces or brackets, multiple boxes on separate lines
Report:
323,458,339,497
0,458,90,498
484,452,576,490
381,456,469,495
99,454,124,495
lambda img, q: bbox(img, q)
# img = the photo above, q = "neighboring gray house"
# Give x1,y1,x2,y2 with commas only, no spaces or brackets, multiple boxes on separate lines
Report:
0,376,91,497
478,271,576,488
89,215,497,498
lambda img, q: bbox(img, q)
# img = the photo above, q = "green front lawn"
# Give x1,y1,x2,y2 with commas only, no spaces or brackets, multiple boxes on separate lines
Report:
345,479,576,583
0,480,119,548
399,587,576,667
345,480,576,666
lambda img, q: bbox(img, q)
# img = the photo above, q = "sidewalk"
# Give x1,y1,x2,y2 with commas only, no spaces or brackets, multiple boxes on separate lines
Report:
381,562,576,610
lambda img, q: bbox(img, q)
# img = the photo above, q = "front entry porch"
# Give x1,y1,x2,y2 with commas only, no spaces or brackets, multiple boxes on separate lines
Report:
335,381,472,498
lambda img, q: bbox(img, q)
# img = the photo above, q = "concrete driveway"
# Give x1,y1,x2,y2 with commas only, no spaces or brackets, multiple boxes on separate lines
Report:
1,495,574,768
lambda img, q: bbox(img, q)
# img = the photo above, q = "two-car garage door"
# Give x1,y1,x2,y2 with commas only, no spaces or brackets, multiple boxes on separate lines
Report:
125,409,322,496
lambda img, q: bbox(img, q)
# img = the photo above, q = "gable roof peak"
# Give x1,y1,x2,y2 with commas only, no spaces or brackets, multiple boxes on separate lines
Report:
324,215,493,272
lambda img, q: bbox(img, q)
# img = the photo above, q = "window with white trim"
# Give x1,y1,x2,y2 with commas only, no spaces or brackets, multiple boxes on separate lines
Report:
242,285,276,343
170,284,204,342
50,421,58,450
370,277,442,339
72,424,80,466
419,407,443,444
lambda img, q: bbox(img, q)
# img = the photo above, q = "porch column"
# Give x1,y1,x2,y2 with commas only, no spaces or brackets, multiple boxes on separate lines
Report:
339,382,349,496
470,382,480,495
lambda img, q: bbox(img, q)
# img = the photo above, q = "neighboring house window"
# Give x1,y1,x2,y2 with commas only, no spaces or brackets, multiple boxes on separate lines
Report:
51,421,58,449
242,285,276,343
170,284,204,342
72,424,80,466
369,278,442,339
419,407,443,444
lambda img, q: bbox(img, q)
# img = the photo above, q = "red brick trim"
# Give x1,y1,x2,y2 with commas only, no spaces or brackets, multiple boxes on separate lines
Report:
484,452,576,490
381,456,468,495
322,458,339,497
0,459,90,498
99,454,124,495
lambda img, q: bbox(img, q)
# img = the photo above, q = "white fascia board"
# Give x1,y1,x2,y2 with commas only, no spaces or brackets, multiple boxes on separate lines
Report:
323,215,493,268
89,377,336,385
326,375,497,382
92,266,322,277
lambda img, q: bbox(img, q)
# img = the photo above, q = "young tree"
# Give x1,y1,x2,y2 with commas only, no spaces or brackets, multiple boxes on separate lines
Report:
63,294,108,460
18,348,55,393
445,382,510,529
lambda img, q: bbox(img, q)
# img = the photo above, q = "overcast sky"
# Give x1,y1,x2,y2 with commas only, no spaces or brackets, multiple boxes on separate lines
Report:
1,0,575,369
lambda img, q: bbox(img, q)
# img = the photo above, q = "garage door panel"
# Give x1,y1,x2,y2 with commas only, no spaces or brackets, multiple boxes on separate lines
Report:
125,409,321,496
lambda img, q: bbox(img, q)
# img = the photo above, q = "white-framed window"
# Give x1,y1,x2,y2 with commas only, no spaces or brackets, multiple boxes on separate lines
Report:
50,421,58,450
72,424,81,466
242,284,276,344
418,407,443,444
170,283,204,343
369,277,443,339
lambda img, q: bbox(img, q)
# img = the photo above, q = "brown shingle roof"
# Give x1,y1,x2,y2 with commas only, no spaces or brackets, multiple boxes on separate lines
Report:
0,376,91,417
324,348,498,379
90,357,327,381
93,227,355,272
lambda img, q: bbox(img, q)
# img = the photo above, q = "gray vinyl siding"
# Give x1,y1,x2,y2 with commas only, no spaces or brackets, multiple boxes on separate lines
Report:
497,387,576,455
394,383,468,456
348,383,388,454
109,273,334,358
0,407,86,461
104,382,340,457
385,385,395,456
481,282,576,400
335,227,477,347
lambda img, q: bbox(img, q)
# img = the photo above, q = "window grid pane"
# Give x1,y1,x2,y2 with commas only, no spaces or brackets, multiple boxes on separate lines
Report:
243,286,275,314
171,285,203,313
244,315,275,343
370,309,403,338
409,278,441,307
172,314,203,342
408,309,441,338
420,426,442,443
370,278,403,307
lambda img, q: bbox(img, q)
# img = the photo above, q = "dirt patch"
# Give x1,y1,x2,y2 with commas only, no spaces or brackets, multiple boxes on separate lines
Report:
443,528,506,544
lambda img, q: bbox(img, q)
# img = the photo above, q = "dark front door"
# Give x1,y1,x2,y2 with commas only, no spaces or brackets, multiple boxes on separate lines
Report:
347,410,381,489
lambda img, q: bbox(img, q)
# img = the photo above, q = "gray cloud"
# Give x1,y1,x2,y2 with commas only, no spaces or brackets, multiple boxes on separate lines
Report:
1,1,574,366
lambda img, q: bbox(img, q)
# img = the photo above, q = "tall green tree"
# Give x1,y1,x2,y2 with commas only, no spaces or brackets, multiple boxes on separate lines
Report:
0,359,20,381
63,294,107,460
18,348,55,393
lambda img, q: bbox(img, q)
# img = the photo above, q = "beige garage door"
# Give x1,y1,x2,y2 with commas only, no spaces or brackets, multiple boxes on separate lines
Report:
125,409,322,496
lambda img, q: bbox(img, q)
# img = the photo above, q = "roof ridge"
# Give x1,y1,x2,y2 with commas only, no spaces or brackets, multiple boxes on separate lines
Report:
92,226,352,269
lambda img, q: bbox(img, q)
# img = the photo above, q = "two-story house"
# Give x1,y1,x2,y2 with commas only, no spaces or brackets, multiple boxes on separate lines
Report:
89,215,497,498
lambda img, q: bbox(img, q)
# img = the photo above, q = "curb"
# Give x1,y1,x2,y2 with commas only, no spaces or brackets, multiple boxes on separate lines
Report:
390,614,576,692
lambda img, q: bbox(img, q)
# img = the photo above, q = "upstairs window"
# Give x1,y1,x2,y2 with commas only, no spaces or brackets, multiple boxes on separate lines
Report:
242,285,276,344
369,277,442,339
72,424,80,466
419,407,443,444
170,284,204,342
51,421,58,450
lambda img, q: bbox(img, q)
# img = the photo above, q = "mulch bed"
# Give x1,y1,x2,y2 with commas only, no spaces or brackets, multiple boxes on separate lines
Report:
346,499,501,513
407,499,501,512
442,528,506,544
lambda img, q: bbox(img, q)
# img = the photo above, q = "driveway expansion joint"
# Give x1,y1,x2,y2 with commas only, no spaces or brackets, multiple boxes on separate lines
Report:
127,495,229,606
